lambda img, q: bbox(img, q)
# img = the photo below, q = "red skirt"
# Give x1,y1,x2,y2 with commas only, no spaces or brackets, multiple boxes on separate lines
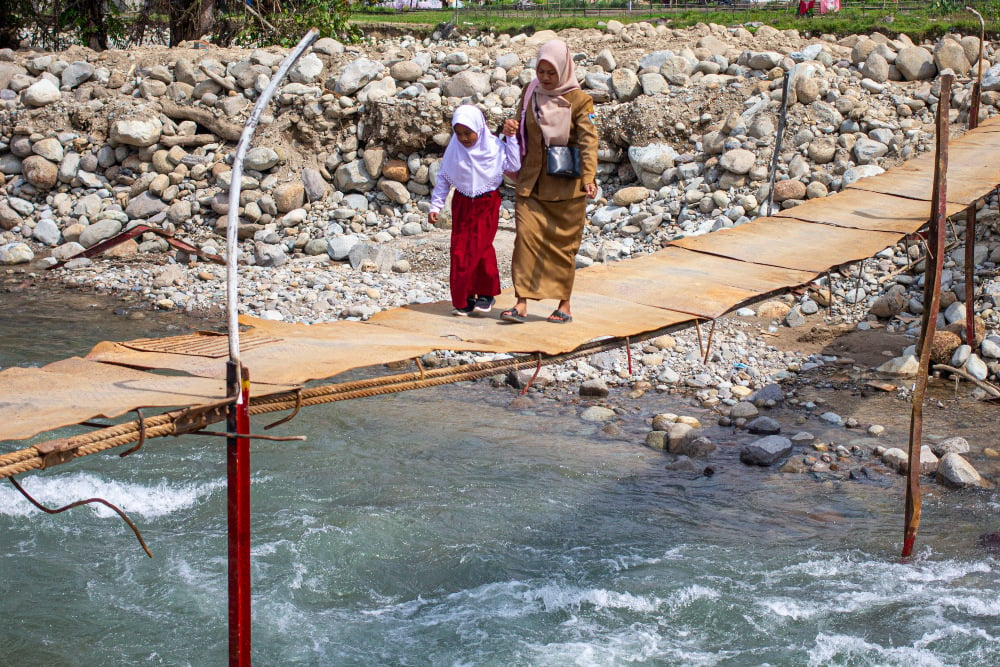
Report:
449,190,501,308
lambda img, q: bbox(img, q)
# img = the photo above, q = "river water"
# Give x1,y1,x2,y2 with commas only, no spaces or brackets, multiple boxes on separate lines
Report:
2,288,999,666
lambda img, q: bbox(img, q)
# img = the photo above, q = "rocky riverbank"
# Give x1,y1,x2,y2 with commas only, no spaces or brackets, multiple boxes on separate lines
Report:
2,21,1000,488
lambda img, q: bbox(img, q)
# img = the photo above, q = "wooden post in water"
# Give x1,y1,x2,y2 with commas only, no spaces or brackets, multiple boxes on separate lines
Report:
223,29,319,665
964,7,985,349
903,73,952,559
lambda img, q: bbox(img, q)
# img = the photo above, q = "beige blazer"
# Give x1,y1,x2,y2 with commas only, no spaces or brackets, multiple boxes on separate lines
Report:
514,88,599,201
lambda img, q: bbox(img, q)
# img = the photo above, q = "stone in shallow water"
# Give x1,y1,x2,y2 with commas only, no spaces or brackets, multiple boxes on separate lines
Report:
936,453,992,489
580,406,615,422
580,379,609,397
747,416,780,435
740,435,792,466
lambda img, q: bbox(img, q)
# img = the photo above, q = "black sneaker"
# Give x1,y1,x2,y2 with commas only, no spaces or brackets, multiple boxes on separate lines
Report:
473,295,495,314
453,297,476,317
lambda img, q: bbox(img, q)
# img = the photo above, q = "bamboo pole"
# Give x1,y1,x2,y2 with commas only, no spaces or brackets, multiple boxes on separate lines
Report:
902,73,952,559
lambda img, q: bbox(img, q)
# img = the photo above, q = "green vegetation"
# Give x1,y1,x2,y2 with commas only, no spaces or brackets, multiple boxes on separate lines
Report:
352,2,999,42
1,0,995,51
1,0,356,51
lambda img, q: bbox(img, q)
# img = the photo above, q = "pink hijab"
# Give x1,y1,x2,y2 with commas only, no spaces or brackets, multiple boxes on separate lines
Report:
438,105,505,198
520,39,580,149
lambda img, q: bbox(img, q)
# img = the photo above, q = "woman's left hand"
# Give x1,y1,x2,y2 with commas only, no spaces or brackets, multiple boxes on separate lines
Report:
585,182,598,199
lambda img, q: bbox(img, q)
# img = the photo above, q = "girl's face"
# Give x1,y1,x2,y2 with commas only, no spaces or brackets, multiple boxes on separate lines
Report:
536,59,559,90
454,123,478,148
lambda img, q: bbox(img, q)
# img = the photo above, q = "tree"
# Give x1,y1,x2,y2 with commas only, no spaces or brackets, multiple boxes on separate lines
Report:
169,0,218,46
0,0,22,49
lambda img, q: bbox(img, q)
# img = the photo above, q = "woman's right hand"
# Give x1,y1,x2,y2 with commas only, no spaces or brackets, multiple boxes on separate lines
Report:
503,118,519,136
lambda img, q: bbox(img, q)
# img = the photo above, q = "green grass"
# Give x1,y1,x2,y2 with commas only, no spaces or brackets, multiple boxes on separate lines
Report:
350,4,999,41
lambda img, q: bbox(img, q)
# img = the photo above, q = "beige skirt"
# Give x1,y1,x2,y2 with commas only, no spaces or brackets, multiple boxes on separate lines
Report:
511,195,587,301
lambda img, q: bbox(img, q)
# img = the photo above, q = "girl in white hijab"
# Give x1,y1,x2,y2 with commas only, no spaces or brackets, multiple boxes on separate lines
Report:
430,105,521,316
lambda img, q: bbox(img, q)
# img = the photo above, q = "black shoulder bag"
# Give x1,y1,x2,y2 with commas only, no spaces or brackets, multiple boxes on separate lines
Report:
536,96,581,179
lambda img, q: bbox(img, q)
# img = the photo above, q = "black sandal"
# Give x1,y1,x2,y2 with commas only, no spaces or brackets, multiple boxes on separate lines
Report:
500,308,526,323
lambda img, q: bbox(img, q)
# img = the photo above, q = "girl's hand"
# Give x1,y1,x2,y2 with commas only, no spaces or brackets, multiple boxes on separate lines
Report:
585,182,598,199
429,211,439,225
502,119,519,136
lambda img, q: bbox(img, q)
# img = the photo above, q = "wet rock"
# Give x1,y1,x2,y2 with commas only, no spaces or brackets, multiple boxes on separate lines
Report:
730,401,759,420
749,383,784,405
673,435,716,457
740,435,793,466
665,455,700,472
747,416,781,435
784,433,811,448
581,406,615,422
936,453,991,489
819,412,843,426
580,379,609,397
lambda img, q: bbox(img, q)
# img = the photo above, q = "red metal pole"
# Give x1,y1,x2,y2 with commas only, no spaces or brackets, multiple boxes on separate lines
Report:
227,361,252,665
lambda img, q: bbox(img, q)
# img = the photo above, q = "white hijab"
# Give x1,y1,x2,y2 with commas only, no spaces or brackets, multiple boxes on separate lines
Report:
438,105,504,198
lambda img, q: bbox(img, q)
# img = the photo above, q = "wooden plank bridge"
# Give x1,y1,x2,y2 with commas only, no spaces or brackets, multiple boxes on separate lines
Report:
2,115,1000,475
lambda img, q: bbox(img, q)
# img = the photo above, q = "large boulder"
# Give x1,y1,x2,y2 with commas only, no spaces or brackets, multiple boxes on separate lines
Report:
21,78,60,106
331,58,383,95
936,453,991,489
934,39,971,76
441,70,492,99
895,47,936,81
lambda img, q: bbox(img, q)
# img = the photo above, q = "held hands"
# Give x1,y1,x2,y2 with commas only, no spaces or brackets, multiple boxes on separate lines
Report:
502,118,519,137
585,182,598,199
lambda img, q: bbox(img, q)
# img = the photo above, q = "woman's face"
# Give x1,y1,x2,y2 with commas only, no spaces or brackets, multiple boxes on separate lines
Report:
536,59,559,91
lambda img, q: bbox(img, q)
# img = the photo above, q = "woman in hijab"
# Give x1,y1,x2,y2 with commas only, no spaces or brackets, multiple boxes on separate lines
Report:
500,39,598,324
